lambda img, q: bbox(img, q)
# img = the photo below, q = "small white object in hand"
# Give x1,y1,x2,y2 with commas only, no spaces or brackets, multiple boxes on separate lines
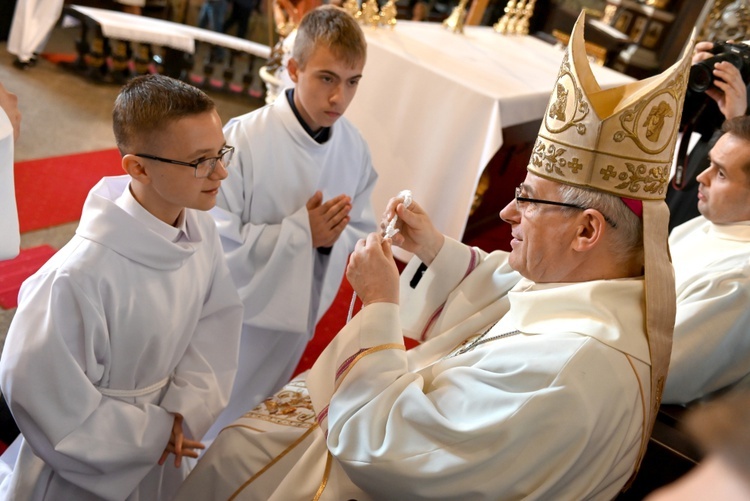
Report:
383,190,413,238
348,189,413,323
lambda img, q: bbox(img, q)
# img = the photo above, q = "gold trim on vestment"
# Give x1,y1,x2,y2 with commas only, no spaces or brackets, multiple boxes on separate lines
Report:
622,353,648,491
334,343,406,392
313,452,334,501
228,424,319,500
221,423,266,433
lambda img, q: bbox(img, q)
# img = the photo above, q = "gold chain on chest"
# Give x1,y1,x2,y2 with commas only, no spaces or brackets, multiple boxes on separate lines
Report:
448,325,522,359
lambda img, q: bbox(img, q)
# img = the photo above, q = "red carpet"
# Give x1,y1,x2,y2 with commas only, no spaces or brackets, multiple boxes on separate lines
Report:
0,149,123,309
293,260,418,377
0,245,57,309
15,148,123,233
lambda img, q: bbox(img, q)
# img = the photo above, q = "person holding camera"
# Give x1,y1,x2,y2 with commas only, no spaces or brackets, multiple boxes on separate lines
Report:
666,40,749,231
663,115,750,405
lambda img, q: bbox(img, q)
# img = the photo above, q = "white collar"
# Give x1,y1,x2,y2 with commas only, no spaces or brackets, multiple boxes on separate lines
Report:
115,183,189,243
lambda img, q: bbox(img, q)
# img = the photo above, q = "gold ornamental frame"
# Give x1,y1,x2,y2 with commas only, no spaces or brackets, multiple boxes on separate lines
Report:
696,0,750,41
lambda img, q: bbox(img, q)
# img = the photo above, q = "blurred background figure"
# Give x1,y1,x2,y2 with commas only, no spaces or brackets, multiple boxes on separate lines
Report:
223,0,260,40
199,0,229,34
6,0,63,68
0,81,21,261
646,388,750,501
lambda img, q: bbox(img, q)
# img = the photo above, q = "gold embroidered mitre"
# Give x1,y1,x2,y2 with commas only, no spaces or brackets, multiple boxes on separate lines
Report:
529,12,692,201
528,11,695,485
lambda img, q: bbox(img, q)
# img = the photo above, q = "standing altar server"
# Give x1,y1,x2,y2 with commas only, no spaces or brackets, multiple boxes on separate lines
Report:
0,75,243,501
205,5,378,438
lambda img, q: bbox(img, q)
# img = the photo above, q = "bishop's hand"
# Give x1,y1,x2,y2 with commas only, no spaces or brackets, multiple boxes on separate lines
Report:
381,197,444,266
346,232,399,306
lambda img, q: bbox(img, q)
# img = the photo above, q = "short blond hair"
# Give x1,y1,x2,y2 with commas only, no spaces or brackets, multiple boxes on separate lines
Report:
292,5,366,69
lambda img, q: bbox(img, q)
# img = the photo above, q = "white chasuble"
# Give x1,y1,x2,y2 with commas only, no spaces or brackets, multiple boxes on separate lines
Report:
178,238,651,501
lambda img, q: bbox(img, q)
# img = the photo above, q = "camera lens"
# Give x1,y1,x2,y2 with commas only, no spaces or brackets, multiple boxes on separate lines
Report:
688,64,714,93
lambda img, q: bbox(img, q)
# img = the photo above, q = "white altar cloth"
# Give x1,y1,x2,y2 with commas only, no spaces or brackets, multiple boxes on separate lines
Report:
8,4,270,62
70,6,271,58
347,22,635,258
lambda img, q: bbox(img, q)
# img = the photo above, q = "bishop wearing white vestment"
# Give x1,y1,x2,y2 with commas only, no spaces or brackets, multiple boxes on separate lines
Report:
178,12,693,498
177,238,652,500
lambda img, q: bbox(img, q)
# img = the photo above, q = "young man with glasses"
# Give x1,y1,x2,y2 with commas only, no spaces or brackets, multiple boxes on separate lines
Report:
203,5,378,440
0,74,243,501
176,14,688,500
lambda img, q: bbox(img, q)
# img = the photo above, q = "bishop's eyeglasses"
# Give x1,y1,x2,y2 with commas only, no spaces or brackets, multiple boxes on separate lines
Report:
514,185,616,228
135,145,235,178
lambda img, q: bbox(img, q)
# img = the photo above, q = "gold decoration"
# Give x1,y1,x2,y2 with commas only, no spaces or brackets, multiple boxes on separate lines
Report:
358,0,381,27
244,380,316,428
442,0,469,34
548,83,569,121
529,13,692,200
494,0,535,35
379,0,398,29
493,0,516,33
642,101,674,143
514,0,537,35
493,0,525,35
699,0,750,42
343,0,360,19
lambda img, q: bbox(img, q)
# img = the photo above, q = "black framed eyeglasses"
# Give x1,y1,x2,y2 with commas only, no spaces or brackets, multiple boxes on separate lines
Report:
135,145,235,178
514,186,617,228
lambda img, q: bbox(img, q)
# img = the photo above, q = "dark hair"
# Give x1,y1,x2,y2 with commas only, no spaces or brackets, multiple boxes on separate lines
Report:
722,115,750,142
721,115,750,181
112,74,215,154
292,5,366,69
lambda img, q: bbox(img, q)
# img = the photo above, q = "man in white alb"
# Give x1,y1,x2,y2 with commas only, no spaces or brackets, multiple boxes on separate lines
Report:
663,115,750,405
205,5,377,439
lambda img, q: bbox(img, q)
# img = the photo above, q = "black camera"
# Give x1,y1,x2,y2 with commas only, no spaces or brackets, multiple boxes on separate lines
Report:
688,41,750,93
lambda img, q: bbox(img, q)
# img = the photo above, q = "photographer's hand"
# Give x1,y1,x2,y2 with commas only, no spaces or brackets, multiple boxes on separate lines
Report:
692,41,716,64
706,61,748,120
